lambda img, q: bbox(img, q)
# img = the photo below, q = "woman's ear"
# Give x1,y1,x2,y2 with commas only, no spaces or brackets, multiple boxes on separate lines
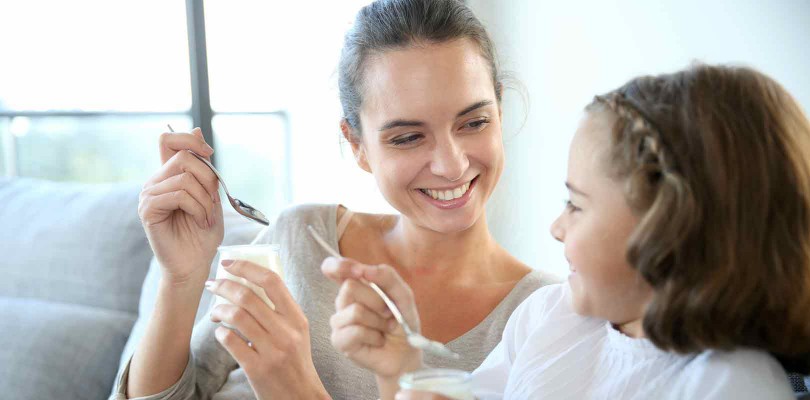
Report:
341,119,372,173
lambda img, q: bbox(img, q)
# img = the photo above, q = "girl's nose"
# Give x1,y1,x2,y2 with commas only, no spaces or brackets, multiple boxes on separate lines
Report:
550,214,565,243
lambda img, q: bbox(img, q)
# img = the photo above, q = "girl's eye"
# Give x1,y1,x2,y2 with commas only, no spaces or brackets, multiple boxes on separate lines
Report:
565,200,581,213
464,117,490,130
390,134,421,146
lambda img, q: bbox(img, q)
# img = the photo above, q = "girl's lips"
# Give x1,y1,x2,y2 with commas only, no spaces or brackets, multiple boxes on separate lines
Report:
417,176,478,210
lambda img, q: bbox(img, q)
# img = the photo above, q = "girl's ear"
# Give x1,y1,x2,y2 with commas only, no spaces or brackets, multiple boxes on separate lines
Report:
341,119,371,173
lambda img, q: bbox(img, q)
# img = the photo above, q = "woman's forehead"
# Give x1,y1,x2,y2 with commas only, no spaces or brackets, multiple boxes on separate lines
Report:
359,40,496,119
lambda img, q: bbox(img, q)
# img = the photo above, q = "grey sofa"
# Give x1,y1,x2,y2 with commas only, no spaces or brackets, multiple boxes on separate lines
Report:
0,177,261,399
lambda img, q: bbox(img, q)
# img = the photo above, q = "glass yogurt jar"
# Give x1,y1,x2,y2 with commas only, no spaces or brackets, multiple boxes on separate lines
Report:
399,368,474,400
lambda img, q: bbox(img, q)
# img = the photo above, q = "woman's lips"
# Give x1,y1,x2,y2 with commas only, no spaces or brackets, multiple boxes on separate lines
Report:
416,176,479,210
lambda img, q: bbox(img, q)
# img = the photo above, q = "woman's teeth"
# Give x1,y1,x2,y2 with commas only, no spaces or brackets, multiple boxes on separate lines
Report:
419,181,471,201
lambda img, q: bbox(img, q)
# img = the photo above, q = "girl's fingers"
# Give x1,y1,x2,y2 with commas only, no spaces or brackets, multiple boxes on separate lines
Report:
321,257,361,282
330,302,392,332
335,278,390,316
331,324,385,355
357,264,419,330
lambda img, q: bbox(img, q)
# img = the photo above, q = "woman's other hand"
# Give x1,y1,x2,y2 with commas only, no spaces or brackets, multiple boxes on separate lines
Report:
206,260,329,400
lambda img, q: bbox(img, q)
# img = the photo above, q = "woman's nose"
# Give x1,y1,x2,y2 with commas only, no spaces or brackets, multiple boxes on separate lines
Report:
430,137,469,181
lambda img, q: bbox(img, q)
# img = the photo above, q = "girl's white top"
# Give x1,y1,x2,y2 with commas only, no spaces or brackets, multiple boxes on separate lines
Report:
471,283,794,400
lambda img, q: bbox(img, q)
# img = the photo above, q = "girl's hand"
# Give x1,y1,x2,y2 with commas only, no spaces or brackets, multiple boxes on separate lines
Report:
205,260,329,400
321,257,423,380
138,128,224,285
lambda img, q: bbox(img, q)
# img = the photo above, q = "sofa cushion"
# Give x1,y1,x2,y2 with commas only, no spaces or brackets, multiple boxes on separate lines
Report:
0,297,135,400
0,178,153,314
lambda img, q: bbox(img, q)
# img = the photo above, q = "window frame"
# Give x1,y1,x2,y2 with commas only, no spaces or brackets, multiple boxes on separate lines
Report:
0,0,290,185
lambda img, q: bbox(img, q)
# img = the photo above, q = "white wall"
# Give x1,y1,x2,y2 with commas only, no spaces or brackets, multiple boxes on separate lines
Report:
468,0,810,277
280,1,397,215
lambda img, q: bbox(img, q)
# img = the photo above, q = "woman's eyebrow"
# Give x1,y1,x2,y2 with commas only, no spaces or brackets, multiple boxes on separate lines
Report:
378,99,493,132
456,100,493,118
378,119,424,132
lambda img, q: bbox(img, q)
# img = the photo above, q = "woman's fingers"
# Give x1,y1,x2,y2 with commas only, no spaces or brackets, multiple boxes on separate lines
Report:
159,127,214,164
221,261,300,321
215,326,259,366
143,171,216,228
139,189,210,229
206,277,280,333
210,304,267,349
146,150,219,202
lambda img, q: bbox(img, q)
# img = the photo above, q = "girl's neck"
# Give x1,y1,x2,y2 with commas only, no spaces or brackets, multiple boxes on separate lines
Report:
382,213,503,284
616,318,646,339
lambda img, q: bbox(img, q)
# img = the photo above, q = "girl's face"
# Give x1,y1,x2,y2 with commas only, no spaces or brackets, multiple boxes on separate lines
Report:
347,39,503,234
550,112,652,326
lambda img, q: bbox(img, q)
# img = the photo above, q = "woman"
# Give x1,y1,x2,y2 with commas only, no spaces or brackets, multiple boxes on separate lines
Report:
112,0,555,399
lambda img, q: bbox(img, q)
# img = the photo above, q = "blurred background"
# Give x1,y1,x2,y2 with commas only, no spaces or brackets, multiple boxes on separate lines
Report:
1,0,808,278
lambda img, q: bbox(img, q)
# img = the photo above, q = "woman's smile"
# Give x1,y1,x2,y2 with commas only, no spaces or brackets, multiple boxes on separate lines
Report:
415,175,479,210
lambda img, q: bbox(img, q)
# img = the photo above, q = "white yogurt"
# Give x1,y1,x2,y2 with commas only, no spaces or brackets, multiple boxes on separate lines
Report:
399,368,474,400
214,244,283,315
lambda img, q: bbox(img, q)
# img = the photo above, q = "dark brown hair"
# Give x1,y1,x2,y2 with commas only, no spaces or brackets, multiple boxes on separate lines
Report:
338,0,502,136
588,64,810,373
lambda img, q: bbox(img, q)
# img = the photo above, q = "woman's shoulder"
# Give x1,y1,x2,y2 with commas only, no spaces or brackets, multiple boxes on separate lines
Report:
679,348,794,399
276,203,338,226
517,269,562,294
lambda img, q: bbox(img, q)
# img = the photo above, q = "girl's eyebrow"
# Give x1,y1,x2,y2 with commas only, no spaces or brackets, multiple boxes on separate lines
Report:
566,181,589,198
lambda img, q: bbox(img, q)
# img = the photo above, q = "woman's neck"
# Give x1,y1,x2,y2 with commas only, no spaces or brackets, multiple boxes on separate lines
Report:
381,213,504,285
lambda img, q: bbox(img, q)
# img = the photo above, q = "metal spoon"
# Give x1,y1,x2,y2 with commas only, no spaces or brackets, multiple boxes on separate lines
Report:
167,125,269,226
307,225,461,360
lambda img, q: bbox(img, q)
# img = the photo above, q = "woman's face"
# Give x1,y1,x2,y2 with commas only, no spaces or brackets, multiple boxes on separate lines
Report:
550,111,652,325
349,38,504,234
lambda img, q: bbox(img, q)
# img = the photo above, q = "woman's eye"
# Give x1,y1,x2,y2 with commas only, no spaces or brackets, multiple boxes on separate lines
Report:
390,134,421,146
465,117,490,130
565,200,581,213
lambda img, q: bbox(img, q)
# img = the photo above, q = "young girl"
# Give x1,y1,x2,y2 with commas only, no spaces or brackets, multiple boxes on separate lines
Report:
323,64,810,399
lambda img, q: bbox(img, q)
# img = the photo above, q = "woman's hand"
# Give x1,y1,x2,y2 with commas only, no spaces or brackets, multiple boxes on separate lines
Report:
321,257,423,380
205,260,330,400
138,127,224,285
